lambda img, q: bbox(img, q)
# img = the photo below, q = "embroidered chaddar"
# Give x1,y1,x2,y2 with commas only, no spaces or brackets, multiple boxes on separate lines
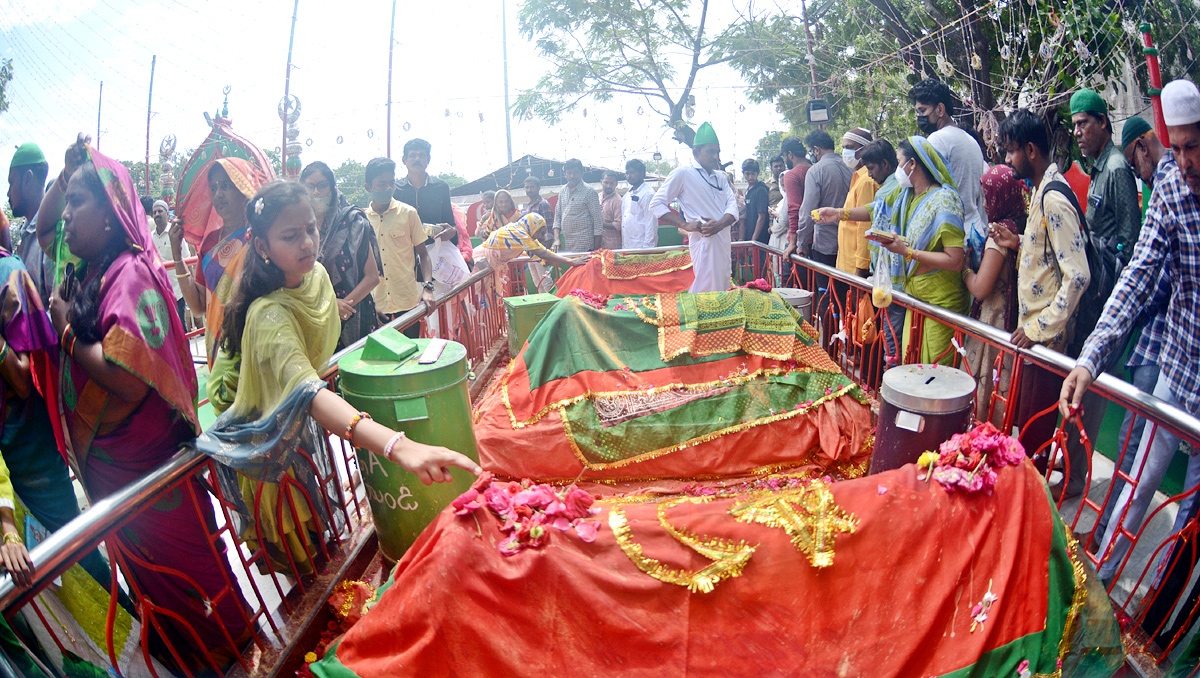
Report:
554,248,695,297
600,249,693,279
636,289,818,363
477,295,870,480
310,463,1123,678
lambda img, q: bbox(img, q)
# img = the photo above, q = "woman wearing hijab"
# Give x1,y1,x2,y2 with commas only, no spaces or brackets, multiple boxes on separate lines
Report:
820,136,967,364
301,162,382,350
477,189,520,240
170,156,274,365
44,136,248,668
963,165,1026,420
473,213,585,288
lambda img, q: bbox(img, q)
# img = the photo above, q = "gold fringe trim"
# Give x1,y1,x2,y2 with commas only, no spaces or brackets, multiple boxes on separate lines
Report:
609,496,756,593
502,364,813,430
559,383,859,471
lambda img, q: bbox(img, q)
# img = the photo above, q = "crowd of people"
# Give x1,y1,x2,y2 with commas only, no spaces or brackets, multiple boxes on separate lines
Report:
3,70,1200,671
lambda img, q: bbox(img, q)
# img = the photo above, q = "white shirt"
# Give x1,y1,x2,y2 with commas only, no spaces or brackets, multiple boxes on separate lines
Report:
928,126,989,251
149,221,182,300
649,158,739,293
621,181,658,249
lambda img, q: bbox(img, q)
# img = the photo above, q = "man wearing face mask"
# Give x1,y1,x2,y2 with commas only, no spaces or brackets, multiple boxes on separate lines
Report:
910,79,989,268
835,127,880,277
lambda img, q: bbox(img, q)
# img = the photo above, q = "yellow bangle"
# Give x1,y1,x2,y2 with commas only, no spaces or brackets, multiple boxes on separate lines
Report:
3,532,21,545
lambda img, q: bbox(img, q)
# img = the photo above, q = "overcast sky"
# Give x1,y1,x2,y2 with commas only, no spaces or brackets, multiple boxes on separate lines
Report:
1,0,795,194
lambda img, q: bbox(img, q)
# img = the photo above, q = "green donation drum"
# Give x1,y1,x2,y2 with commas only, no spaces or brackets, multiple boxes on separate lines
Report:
337,329,480,562
504,293,560,357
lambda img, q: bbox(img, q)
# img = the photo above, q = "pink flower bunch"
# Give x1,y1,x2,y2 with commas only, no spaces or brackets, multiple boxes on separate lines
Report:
730,278,773,293
568,288,610,310
920,422,1027,495
451,472,602,555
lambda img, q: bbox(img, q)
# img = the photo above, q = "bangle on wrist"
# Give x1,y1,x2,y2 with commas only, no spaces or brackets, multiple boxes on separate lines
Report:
60,324,73,348
3,532,21,545
383,431,406,461
57,170,69,192
345,412,372,445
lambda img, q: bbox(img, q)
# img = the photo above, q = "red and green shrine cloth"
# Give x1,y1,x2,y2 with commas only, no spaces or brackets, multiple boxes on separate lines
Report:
476,289,873,482
554,248,695,297
310,463,1123,678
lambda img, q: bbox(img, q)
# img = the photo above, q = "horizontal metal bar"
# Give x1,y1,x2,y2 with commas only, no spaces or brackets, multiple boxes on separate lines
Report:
0,267,504,609
0,449,205,608
760,241,1200,448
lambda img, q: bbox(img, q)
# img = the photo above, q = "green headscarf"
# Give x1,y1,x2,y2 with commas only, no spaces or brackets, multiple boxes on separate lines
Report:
906,135,958,190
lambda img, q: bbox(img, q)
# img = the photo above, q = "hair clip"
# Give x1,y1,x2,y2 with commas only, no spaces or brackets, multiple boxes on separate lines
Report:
255,198,265,215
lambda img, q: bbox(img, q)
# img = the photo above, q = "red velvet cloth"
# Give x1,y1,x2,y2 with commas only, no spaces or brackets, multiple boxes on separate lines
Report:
326,463,1054,677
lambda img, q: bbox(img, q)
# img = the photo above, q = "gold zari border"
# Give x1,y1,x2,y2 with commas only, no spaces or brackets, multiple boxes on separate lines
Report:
608,496,756,593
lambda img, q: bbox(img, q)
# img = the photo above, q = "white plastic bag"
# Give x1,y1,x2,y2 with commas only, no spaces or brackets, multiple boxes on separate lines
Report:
872,248,894,308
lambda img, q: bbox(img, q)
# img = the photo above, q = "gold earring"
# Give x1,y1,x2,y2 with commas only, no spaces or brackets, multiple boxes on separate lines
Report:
262,255,270,265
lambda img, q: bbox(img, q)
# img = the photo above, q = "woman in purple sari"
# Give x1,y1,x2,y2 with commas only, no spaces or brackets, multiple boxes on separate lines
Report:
43,136,249,670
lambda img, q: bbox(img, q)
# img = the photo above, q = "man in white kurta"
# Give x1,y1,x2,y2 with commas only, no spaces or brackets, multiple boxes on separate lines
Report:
621,158,659,248
649,122,739,293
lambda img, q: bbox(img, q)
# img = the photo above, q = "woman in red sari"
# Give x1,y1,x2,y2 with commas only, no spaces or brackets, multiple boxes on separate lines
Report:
45,136,249,670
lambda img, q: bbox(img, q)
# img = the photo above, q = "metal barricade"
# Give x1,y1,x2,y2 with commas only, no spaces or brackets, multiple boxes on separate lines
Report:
5,242,1200,676
0,262,509,678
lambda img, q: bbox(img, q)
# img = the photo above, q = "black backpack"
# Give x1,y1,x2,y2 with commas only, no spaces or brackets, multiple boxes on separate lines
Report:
1039,180,1118,358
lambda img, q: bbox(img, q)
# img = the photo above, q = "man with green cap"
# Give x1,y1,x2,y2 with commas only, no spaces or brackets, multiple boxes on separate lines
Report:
6,143,52,302
649,122,739,292
1071,89,1141,265
1058,90,1140,499
1121,115,1166,216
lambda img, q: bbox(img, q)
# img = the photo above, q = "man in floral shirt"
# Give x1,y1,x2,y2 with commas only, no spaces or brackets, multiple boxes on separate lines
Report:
999,110,1091,496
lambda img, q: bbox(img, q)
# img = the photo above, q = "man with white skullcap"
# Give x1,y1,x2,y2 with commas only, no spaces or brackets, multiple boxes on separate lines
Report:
147,198,190,327
836,127,880,277
1062,79,1200,584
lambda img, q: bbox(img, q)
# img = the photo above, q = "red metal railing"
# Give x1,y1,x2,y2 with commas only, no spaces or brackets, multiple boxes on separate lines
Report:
1,243,1199,676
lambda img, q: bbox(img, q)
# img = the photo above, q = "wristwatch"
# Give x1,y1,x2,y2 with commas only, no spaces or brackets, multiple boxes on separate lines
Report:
423,281,435,291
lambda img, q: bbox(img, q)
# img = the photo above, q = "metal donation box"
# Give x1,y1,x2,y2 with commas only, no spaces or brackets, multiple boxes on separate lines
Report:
504,293,560,357
338,329,480,561
774,288,814,324
870,364,976,475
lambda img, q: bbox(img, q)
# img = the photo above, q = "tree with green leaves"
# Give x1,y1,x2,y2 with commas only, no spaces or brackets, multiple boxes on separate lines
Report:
722,0,1188,157
0,60,11,117
515,0,737,146
333,160,370,208
436,172,466,188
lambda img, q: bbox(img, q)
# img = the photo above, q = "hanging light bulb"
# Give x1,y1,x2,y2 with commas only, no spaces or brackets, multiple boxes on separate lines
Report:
1075,39,1091,59
1039,42,1053,59
1000,45,1012,60
971,53,984,70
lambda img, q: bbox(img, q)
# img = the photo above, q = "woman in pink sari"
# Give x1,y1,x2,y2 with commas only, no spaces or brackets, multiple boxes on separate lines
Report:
44,136,249,671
